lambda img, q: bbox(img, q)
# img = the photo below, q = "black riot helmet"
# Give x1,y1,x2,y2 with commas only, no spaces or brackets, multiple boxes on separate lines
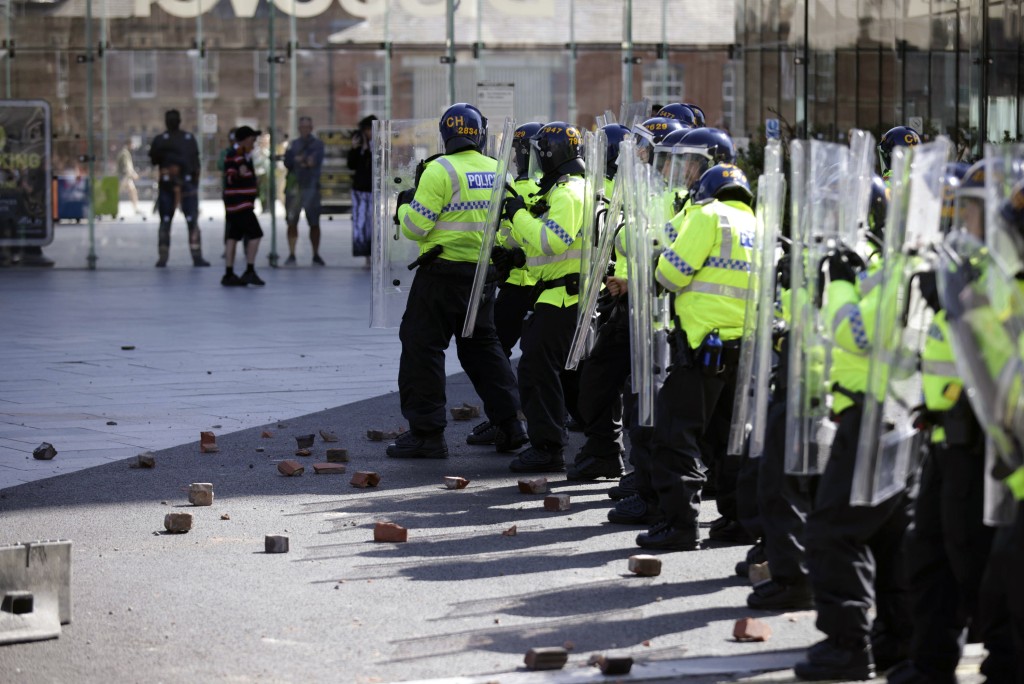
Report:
682,103,706,127
512,122,543,180
528,122,585,179
631,116,686,164
866,175,889,243
655,103,697,129
691,163,753,206
878,125,921,174
439,103,487,154
599,123,631,180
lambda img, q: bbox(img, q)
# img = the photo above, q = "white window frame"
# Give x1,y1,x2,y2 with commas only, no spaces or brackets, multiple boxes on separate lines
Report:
358,61,386,118
192,52,219,100
641,62,685,104
130,51,157,99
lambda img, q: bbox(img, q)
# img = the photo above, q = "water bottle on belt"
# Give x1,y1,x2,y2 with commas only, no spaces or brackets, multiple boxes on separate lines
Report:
698,328,724,377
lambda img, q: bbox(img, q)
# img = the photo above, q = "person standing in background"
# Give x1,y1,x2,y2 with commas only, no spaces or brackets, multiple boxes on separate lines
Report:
347,114,376,268
116,142,141,215
284,116,326,265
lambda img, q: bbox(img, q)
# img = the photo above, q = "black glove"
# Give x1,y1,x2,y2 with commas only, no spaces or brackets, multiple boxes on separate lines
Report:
827,250,858,284
529,199,551,217
396,188,416,208
491,245,525,274
776,254,792,290
917,270,941,312
502,195,527,222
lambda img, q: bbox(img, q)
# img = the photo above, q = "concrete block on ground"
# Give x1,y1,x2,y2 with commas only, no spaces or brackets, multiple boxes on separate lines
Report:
628,554,662,577
313,462,346,475
748,561,772,585
295,434,315,449
443,476,470,489
277,460,304,477
32,443,57,461
373,522,407,543
199,431,219,453
188,483,214,506
164,512,193,533
517,478,548,494
524,647,568,671
325,448,349,463
264,535,289,553
543,494,571,511
350,471,380,488
319,429,339,443
733,617,772,642
129,452,156,469
294,448,312,457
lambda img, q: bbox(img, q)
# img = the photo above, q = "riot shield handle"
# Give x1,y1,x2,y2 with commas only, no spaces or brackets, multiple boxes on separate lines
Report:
408,245,443,270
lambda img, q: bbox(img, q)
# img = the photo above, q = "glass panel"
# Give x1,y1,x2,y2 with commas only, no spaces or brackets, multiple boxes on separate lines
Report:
930,51,959,136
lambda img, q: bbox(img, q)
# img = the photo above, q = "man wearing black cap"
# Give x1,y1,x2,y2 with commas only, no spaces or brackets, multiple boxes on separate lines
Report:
221,125,265,287
148,109,209,267
284,116,326,266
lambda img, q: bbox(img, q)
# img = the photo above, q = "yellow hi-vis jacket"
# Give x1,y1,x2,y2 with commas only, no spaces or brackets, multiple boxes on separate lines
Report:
654,198,755,348
397,149,498,263
509,174,585,308
921,311,962,444
497,177,540,287
827,259,883,415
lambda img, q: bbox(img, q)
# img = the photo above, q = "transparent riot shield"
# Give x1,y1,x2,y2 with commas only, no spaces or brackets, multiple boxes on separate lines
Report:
985,143,1024,278
841,130,877,246
729,139,784,457
852,138,952,507
620,99,651,129
985,439,1017,527
461,117,516,338
784,140,849,474
577,129,608,311
370,118,442,328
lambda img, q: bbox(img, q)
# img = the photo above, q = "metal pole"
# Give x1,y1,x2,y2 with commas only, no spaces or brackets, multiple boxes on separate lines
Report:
4,4,11,98
447,0,455,103
100,0,108,171
289,0,297,139
85,0,97,269
384,1,391,119
195,12,205,218
660,0,667,102
267,0,279,266
475,0,483,86
622,0,633,103
568,0,577,124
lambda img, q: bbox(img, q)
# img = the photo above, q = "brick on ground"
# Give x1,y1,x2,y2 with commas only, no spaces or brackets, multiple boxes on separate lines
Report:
517,478,548,494
265,535,289,553
199,431,219,453
295,434,315,449
373,522,407,543
188,483,214,506
351,471,380,488
543,494,570,511
164,512,193,533
313,462,346,474
443,476,470,489
325,448,349,463
524,647,568,671
32,442,57,460
733,617,772,642
277,460,304,476
319,429,339,442
628,555,662,577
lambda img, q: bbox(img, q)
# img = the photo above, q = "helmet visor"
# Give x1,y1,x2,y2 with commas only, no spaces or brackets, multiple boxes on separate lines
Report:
954,188,986,240
665,149,713,193
527,138,546,182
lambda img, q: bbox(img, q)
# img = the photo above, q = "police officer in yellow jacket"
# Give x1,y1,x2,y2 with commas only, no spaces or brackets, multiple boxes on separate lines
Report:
797,178,914,680
387,103,527,459
497,122,586,473
637,163,755,551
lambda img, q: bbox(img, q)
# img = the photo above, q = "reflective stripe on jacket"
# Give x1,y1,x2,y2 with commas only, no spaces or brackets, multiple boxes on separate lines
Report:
827,258,883,415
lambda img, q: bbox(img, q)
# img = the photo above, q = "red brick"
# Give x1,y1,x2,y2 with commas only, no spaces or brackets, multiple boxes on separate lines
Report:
597,655,633,675
277,460,305,476
733,617,772,642
295,448,312,457
350,471,381,488
319,429,340,443
443,476,470,489
325,448,349,463
199,431,219,453
373,522,407,543
543,494,571,511
261,430,274,439
295,434,315,449
313,462,346,475
502,525,518,537
163,512,193,533
524,647,568,671
517,478,548,494
628,554,662,577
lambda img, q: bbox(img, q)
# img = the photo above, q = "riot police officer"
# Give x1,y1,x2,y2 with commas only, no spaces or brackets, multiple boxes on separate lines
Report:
878,126,922,181
148,109,209,268
498,122,587,473
387,103,527,459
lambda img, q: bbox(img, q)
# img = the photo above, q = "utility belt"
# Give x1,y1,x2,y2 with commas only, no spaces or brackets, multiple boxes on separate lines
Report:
529,272,580,303
668,328,741,377
830,383,865,421
419,257,486,281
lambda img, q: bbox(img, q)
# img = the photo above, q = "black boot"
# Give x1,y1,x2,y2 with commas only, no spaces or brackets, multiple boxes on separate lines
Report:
386,431,449,459
794,637,875,681
494,418,529,453
566,450,625,481
466,421,497,446
746,579,815,610
635,521,701,551
508,446,564,473
607,493,662,525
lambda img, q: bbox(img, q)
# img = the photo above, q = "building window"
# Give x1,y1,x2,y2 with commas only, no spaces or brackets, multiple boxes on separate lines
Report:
642,62,685,103
254,52,270,99
131,51,157,98
55,51,69,100
722,60,736,130
192,52,218,99
358,61,386,118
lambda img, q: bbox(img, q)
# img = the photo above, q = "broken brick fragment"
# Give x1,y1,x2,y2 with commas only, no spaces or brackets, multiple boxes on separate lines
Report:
524,647,568,671
373,522,407,543
313,462,346,475
748,561,772,585
295,448,312,457
295,434,315,449
325,448,349,463
449,406,474,421
543,494,571,511
350,471,381,488
628,555,662,577
366,430,384,441
733,617,772,642
32,442,57,461
596,655,633,675
277,460,304,476
199,431,219,453
261,430,273,439
501,525,518,537
265,535,289,553
188,483,214,506
517,478,548,494
129,452,156,469
163,512,193,533
443,476,470,490
319,429,339,443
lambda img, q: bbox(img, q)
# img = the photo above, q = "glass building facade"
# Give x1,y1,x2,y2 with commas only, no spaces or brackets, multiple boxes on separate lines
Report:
736,0,1024,158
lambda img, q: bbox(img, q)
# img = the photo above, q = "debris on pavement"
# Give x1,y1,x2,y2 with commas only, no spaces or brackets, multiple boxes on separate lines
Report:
449,403,481,421
628,555,662,577
129,452,156,469
319,429,339,442
350,471,381,488
265,535,289,553
220,513,231,520
199,431,219,453
524,646,568,671
443,476,470,489
733,617,772,642
594,655,633,675
261,430,273,439
32,442,57,460
164,512,193,533
121,345,135,350
517,478,548,494
543,494,571,511
502,525,518,537
313,463,346,475
366,428,404,442
106,420,117,426
295,448,312,457
295,434,315,449
325,448,349,463
373,522,407,543
277,460,305,476
748,561,771,585
188,483,214,506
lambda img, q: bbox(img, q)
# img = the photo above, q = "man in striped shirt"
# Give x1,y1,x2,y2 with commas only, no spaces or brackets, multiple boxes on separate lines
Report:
222,125,266,287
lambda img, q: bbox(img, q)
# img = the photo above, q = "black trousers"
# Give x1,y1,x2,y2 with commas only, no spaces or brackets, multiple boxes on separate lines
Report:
494,282,534,358
736,453,763,539
397,265,520,435
575,300,630,459
645,358,738,534
518,302,578,453
158,185,201,251
805,405,913,647
756,399,818,585
979,500,1024,683
905,440,992,675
